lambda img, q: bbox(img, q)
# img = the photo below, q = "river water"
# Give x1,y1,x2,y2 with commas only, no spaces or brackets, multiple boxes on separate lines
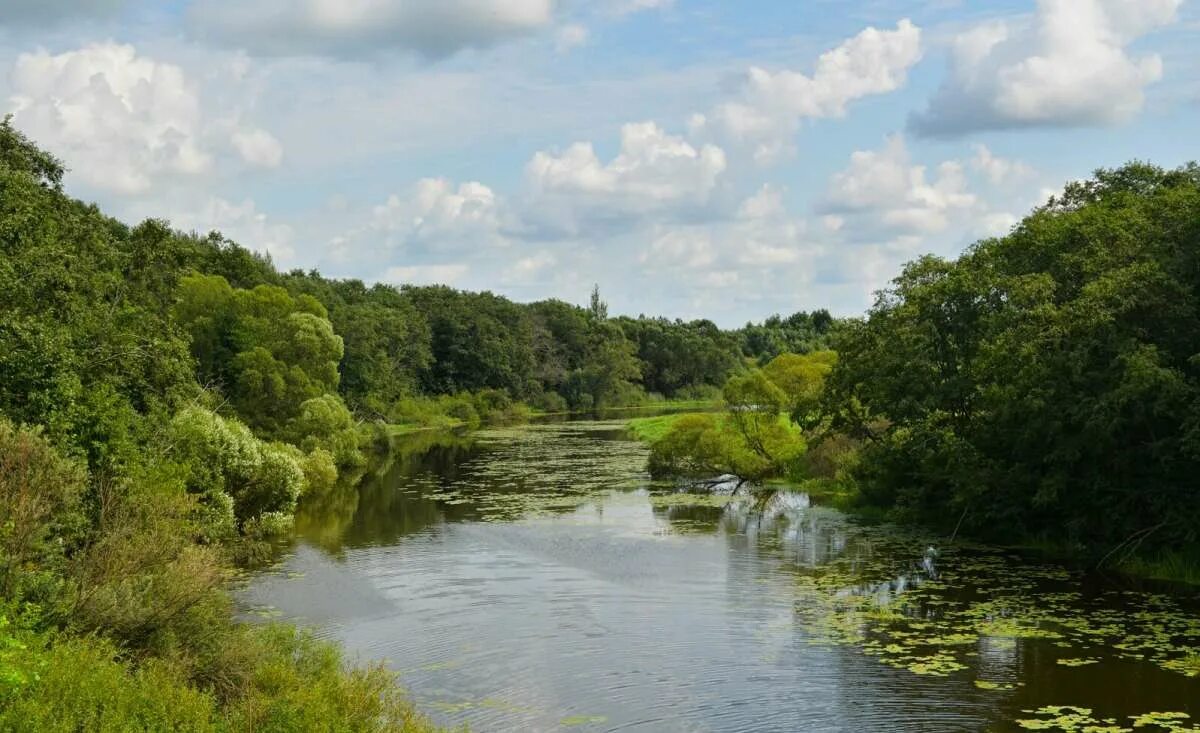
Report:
241,420,1200,732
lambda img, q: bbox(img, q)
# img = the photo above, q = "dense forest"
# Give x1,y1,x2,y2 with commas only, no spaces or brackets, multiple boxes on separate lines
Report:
637,160,1200,572
822,162,1200,566
0,120,835,728
3,117,1198,728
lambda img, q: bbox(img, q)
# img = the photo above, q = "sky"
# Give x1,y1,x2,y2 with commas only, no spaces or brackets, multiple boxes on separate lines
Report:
1,0,1196,326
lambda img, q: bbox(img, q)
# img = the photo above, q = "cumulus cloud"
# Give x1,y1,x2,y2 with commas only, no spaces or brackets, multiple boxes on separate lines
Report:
733,185,808,265
231,127,284,168
384,263,469,285
176,197,297,265
525,121,727,232
637,185,812,286
371,178,503,247
328,177,506,270
970,144,1033,185
911,0,1182,136
188,0,557,59
8,43,213,194
6,42,281,194
503,251,557,283
825,135,977,238
639,229,717,270
692,19,922,162
0,0,126,25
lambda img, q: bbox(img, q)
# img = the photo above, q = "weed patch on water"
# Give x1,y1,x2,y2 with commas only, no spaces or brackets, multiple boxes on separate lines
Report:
1014,707,1200,731
790,527,1200,688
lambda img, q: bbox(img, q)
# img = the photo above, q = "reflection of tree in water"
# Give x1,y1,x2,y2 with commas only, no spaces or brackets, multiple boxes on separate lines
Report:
696,487,855,569
295,429,481,555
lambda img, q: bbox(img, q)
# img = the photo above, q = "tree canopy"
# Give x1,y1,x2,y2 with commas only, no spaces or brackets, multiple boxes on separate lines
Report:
824,162,1200,555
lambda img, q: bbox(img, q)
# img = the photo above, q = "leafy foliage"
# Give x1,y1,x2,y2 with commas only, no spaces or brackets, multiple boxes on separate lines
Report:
824,162,1200,554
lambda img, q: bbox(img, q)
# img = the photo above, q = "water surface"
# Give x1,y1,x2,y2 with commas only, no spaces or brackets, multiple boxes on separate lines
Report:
242,421,1200,732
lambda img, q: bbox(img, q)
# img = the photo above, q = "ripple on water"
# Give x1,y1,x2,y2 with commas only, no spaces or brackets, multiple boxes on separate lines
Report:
242,421,1200,733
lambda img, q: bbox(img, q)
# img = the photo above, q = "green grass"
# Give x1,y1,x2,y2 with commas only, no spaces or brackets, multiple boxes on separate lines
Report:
383,420,466,437
993,538,1200,587
626,413,692,443
626,411,797,445
1115,549,1200,586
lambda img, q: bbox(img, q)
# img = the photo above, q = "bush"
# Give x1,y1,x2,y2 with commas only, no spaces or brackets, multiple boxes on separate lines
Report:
285,394,364,468
0,420,87,607
648,413,774,482
0,628,219,732
673,384,723,402
169,407,306,536
224,626,440,733
530,390,569,414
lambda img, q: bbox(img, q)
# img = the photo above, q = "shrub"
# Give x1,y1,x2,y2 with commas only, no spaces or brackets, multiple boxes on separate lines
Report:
530,390,568,414
224,626,440,733
169,407,306,535
285,394,364,468
0,420,86,607
0,629,219,732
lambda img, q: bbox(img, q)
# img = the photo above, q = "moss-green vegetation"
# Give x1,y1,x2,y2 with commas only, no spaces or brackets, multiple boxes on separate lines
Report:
0,618,441,733
791,524,1200,688
0,120,846,726
628,351,856,489
1015,706,1200,731
821,162,1200,573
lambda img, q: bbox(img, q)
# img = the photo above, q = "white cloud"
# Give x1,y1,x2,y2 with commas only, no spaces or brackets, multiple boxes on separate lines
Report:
639,230,716,269
609,0,673,16
328,177,506,270
692,20,922,162
189,0,558,59
978,211,1019,238
6,42,280,195
503,251,557,282
384,263,469,285
911,0,1182,135
525,121,726,232
232,127,284,168
970,144,1033,185
372,178,502,246
8,43,211,194
555,24,589,53
733,185,807,265
176,196,297,265
637,185,812,288
825,135,977,237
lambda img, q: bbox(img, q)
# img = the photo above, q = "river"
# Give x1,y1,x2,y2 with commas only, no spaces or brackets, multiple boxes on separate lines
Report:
240,419,1200,732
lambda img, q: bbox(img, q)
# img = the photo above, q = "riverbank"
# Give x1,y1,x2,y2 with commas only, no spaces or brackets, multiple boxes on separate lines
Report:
624,411,1200,587
247,419,1200,732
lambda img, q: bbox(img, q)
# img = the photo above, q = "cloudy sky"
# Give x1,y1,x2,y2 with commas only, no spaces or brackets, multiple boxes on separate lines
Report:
2,0,1196,325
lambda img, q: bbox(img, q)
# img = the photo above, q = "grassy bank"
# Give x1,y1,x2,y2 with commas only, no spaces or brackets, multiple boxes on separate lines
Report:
628,416,1200,587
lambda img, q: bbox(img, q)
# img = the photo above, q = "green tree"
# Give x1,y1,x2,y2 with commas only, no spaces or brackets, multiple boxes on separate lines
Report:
824,162,1200,555
762,351,837,428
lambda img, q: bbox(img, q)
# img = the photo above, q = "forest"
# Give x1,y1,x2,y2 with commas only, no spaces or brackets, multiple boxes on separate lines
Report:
3,121,1199,729
0,120,834,729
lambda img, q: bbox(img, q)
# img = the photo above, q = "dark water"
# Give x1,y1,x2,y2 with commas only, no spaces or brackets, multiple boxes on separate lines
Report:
242,421,1200,732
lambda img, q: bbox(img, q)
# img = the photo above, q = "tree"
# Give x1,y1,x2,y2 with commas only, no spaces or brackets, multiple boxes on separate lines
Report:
762,351,837,428
824,162,1200,554
174,276,345,438
588,284,608,321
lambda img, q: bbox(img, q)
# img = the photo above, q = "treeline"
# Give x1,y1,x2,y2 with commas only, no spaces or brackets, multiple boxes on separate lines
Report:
278,276,835,418
0,120,836,726
0,121,446,729
822,162,1200,565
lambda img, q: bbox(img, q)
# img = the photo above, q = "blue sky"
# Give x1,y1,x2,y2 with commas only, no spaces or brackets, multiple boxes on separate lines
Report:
1,0,1196,325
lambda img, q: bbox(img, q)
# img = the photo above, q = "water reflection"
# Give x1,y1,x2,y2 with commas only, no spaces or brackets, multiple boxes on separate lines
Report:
249,421,1200,733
